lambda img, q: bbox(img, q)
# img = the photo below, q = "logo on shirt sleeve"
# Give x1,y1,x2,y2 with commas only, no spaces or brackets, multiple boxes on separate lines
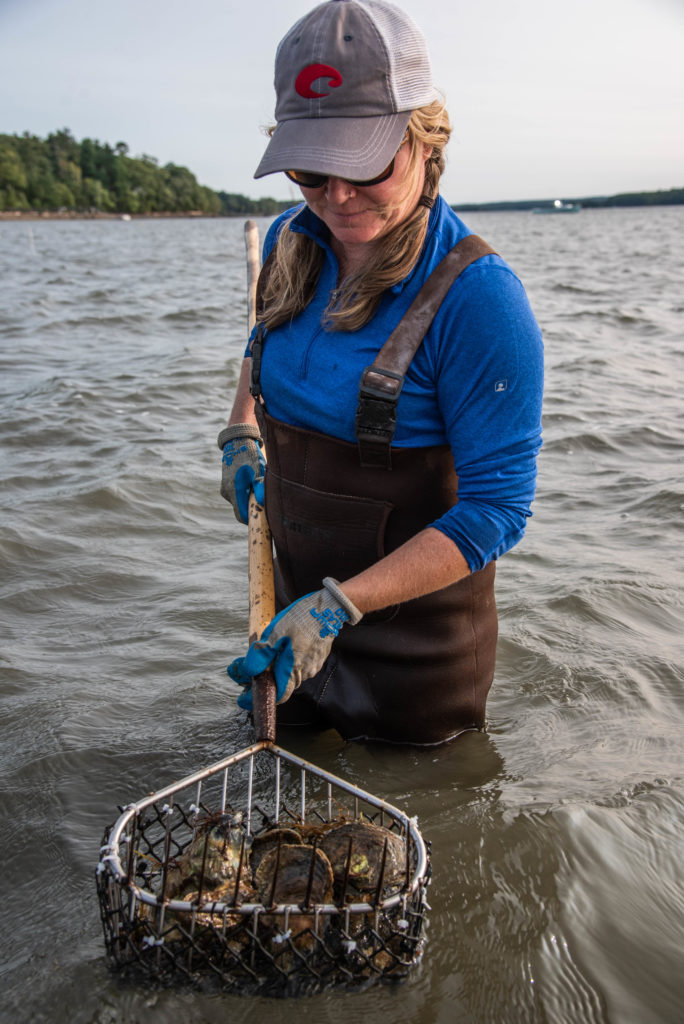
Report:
494,379,508,393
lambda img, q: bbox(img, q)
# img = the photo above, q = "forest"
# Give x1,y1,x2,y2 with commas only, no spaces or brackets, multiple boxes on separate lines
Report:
0,129,288,216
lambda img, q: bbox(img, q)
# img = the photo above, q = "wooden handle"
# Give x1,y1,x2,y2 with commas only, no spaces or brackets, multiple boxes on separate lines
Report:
244,219,260,333
248,491,275,644
247,491,277,742
244,220,276,742
252,668,277,744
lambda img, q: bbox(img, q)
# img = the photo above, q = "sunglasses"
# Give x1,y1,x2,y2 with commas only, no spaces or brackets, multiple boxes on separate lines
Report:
284,154,397,190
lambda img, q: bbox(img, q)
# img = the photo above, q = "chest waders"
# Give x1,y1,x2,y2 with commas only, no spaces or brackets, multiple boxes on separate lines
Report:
250,235,498,745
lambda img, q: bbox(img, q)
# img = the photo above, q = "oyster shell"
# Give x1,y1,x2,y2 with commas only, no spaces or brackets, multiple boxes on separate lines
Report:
158,884,250,948
249,827,304,878
319,821,407,900
254,843,333,907
164,813,253,902
254,843,334,949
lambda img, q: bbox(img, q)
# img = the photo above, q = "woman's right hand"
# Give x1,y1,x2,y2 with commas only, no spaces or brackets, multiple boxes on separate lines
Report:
217,423,266,523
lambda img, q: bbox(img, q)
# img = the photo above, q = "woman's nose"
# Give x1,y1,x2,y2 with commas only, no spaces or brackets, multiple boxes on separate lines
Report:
325,177,356,203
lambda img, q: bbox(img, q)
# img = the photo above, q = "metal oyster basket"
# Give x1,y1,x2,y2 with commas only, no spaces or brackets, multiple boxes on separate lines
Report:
96,739,431,995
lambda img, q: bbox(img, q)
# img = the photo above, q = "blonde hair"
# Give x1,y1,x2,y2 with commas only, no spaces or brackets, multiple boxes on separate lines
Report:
259,100,451,333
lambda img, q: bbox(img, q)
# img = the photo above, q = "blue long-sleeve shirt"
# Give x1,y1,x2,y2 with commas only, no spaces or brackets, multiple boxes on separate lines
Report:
248,196,543,572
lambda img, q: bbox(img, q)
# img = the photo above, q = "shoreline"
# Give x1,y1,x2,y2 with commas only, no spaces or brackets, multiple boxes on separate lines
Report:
4,197,683,224
0,210,223,222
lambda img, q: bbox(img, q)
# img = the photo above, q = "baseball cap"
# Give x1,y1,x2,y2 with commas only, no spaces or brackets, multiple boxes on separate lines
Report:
254,0,439,181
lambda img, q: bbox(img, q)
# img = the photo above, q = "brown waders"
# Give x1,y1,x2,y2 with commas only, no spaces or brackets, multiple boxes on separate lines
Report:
251,235,498,745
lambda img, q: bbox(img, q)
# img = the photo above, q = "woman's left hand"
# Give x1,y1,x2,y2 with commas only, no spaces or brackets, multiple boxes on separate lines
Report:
228,577,363,709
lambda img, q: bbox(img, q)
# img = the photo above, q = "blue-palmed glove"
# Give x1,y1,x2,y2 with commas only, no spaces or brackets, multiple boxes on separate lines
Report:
218,423,266,524
228,577,363,710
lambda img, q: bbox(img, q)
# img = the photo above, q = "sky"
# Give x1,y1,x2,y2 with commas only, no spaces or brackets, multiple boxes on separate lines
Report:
1,0,683,205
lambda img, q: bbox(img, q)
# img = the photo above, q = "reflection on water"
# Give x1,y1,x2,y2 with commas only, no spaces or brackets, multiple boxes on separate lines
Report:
1,209,683,1023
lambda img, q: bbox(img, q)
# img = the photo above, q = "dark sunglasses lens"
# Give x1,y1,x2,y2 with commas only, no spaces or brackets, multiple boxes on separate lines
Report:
348,158,395,187
285,170,327,188
285,155,395,190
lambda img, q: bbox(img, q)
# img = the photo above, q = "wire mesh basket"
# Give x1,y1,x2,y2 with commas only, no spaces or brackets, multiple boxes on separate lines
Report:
96,740,431,995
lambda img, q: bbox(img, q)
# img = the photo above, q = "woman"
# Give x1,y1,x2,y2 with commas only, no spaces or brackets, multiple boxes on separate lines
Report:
220,0,543,745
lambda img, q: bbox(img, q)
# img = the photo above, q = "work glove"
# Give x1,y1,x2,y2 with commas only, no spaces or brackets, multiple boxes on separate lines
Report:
228,577,363,710
218,423,265,524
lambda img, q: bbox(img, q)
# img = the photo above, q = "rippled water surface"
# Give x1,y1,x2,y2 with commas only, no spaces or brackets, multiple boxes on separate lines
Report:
1,208,683,1023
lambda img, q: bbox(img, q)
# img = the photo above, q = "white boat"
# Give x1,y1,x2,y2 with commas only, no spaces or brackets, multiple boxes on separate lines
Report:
532,199,581,214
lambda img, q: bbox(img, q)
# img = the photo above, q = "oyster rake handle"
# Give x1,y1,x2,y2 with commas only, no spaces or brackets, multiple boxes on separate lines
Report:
248,492,277,742
244,219,277,743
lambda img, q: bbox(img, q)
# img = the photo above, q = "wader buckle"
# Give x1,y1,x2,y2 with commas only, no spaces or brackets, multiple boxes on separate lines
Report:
355,366,404,470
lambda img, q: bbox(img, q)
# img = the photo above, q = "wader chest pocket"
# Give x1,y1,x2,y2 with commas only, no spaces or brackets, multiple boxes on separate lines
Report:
265,472,394,596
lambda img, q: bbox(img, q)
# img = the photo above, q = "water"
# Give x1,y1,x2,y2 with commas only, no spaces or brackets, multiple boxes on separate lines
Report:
1,208,683,1023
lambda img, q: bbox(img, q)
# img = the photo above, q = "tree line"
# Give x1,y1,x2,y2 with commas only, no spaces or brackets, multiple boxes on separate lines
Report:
452,187,684,213
579,188,684,208
0,129,290,216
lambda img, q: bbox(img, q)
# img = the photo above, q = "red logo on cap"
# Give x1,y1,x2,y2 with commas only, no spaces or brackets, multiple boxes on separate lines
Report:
295,63,343,99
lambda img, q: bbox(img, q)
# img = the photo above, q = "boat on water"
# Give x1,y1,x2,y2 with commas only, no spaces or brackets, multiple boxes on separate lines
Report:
532,199,581,214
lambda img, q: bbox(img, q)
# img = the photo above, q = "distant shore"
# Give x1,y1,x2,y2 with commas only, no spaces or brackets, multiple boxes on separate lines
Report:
452,187,684,213
0,210,224,222
3,184,684,223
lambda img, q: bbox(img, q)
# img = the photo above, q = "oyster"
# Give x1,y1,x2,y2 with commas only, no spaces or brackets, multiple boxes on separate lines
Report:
164,812,254,903
254,842,334,948
319,821,407,900
155,884,250,948
249,827,304,878
254,844,333,907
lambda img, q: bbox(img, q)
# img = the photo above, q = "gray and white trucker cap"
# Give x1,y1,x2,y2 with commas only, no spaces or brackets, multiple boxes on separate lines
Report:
254,0,439,181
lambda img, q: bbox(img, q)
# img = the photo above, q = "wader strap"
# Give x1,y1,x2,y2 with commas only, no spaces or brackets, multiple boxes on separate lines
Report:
250,324,265,399
355,234,496,469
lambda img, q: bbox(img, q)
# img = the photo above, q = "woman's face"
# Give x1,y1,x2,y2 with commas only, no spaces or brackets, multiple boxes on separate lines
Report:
299,140,431,253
